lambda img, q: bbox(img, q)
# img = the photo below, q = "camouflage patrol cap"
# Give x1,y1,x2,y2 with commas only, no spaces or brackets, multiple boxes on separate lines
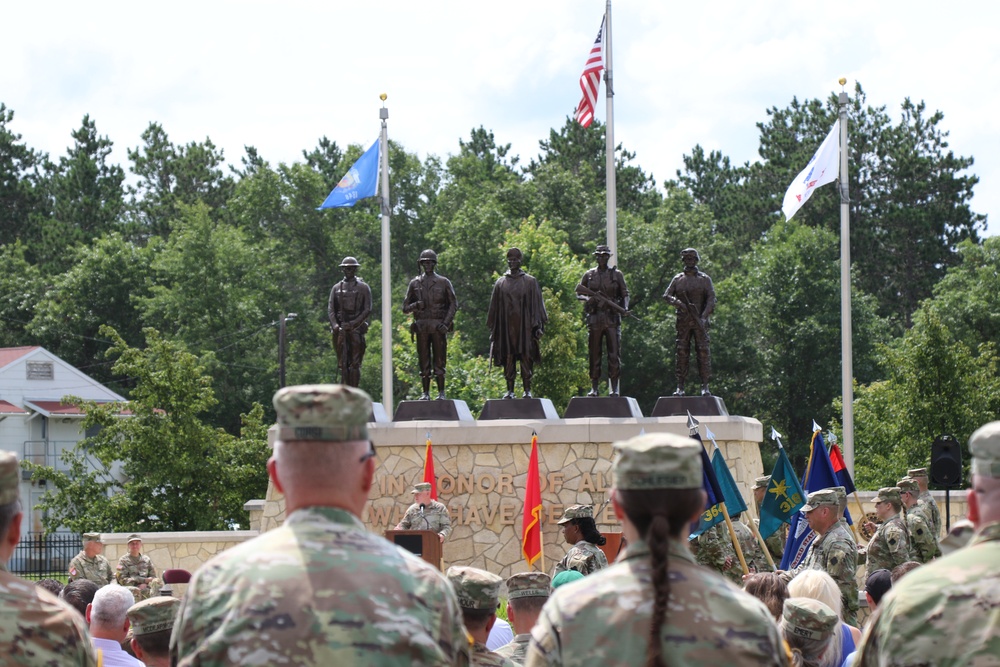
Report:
753,475,771,490
832,486,847,504
506,572,551,600
0,450,19,505
801,489,839,512
127,533,142,544
557,504,593,525
127,596,179,635
969,421,1000,478
874,487,902,505
781,597,838,641
940,518,975,555
612,433,702,490
412,482,432,494
82,532,102,544
907,467,928,478
896,477,919,494
273,384,372,443
445,566,502,611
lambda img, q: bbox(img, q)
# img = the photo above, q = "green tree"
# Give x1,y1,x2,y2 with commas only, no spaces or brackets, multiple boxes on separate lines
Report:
27,327,270,532
0,104,49,260
0,241,45,347
921,237,1000,351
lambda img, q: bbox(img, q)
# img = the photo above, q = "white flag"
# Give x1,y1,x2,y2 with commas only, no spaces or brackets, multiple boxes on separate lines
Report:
782,119,840,221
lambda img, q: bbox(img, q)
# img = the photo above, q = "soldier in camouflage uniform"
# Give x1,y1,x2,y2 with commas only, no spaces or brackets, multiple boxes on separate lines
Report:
525,433,788,666
395,482,452,542
907,467,941,537
855,421,1000,666
68,533,114,587
170,385,470,666
552,505,608,577
126,596,179,667
496,572,550,664
778,488,859,625
897,478,940,562
446,566,519,667
732,513,768,573
779,597,840,667
0,450,97,666
116,534,159,601
694,521,743,585
861,487,913,578
753,475,785,562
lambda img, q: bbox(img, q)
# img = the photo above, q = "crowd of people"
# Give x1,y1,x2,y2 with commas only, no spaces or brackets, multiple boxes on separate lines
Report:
1,383,998,666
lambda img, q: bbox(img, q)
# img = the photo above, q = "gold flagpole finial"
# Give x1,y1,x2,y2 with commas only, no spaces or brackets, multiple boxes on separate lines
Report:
838,77,847,88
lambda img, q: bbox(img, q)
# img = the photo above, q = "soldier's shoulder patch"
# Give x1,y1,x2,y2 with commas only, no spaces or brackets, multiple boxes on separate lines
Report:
888,538,897,546
69,567,76,576
117,564,124,570
829,556,839,566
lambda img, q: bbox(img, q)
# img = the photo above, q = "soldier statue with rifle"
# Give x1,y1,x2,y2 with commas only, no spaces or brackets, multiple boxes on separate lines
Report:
576,244,633,397
328,256,372,387
402,249,457,400
663,248,716,396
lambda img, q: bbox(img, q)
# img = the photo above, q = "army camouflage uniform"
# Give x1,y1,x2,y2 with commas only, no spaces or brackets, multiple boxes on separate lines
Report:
903,508,940,563
918,491,942,536
732,518,768,573
863,514,912,578
171,506,471,666
695,522,743,585
553,540,608,577
781,520,859,625
494,634,530,664
447,566,516,667
525,539,788,666
396,499,453,539
472,642,519,667
68,551,114,587
116,552,159,601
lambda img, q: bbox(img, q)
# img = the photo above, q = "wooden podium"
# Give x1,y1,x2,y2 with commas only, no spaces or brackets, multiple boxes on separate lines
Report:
599,532,626,564
384,530,443,570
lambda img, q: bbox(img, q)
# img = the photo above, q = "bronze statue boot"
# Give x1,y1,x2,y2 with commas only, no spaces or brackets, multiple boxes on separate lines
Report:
587,382,599,397
420,378,431,401
503,379,516,400
673,386,686,396
700,384,711,396
436,377,446,400
609,381,620,397
502,391,515,399
523,390,534,399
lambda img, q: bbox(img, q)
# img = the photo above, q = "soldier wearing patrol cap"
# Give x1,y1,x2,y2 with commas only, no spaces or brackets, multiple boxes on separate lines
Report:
525,432,788,666
861,487,913,578
328,257,372,387
116,533,159,601
446,566,518,667
68,532,114,587
778,488,859,625
779,597,841,667
170,385,470,666
394,481,452,542
855,421,1000,666
126,597,179,666
0,450,97,666
552,504,608,577
906,467,942,537
896,477,940,562
403,248,458,400
496,572,550,664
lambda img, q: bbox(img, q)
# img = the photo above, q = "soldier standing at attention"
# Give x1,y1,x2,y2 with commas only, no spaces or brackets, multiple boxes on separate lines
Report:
663,247,716,396
777,488,859,625
328,257,372,388
446,566,519,667
861,488,913,578
403,249,458,400
394,482,452,543
116,534,158,601
576,244,629,397
495,572,550,664
68,533,114,587
170,385,470,666
855,421,1000,665
0,451,96,666
906,467,941,537
525,433,788,666
896,477,940,562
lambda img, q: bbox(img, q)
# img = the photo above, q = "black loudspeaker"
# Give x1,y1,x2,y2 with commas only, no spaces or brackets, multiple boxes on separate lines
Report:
930,434,962,487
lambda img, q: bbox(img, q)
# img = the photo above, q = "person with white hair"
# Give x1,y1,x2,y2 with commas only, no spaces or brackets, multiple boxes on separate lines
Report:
86,585,141,667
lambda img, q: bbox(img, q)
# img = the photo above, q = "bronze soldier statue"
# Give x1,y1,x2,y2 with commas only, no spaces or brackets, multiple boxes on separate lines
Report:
328,256,372,388
576,244,630,397
487,248,547,399
663,248,716,396
402,249,457,400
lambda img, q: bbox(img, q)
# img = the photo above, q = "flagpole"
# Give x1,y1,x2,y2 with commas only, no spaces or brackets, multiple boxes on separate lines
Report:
837,79,855,477
603,0,617,263
379,95,393,411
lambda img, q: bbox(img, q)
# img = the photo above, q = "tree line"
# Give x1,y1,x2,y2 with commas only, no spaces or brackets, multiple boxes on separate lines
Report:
3,82,999,530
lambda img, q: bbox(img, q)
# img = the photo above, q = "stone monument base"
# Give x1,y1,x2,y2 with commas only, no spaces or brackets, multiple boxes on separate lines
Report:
392,399,474,422
479,398,559,420
371,402,390,423
650,395,729,417
564,396,643,418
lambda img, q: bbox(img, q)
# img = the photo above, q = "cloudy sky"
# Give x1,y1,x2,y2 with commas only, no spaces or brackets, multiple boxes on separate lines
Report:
5,1,995,234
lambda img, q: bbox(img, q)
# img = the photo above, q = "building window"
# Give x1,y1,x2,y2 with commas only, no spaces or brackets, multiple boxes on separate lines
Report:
26,362,53,380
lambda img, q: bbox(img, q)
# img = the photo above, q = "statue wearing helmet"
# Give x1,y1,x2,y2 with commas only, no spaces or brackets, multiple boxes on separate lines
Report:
402,249,457,399
328,256,372,387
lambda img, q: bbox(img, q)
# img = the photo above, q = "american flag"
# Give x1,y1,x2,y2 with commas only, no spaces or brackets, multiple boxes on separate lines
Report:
575,18,605,128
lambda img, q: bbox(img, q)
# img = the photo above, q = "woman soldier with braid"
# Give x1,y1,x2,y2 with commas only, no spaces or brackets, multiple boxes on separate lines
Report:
525,433,789,667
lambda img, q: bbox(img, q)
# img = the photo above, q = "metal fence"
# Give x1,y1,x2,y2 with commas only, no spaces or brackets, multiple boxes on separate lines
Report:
9,532,80,581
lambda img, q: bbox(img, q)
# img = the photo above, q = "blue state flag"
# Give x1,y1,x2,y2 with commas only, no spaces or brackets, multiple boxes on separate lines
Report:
779,430,841,569
758,446,805,541
690,434,727,539
318,139,380,209
711,448,748,516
